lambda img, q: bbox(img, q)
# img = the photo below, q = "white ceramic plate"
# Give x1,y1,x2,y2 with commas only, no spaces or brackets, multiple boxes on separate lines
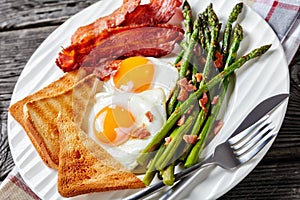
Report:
8,0,289,199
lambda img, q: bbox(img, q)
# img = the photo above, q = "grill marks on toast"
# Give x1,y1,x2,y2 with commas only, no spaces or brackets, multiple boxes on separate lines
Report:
57,115,145,198
25,95,71,166
9,71,80,169
24,73,98,169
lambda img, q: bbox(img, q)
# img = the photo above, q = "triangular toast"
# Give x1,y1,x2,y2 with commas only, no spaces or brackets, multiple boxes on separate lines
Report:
56,115,145,198
9,70,98,169
9,70,80,169
23,73,98,169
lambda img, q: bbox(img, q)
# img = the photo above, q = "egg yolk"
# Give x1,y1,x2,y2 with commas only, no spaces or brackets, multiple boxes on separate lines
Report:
94,105,136,146
113,56,155,93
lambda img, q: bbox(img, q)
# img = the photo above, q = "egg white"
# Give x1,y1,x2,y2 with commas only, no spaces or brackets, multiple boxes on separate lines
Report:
86,57,178,170
88,88,167,170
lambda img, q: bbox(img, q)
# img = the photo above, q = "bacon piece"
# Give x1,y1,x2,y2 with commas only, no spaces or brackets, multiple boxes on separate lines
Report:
121,0,183,26
131,126,151,139
214,51,223,69
71,0,141,44
177,114,186,126
178,78,196,91
199,92,208,112
183,135,198,144
177,88,189,102
145,111,154,122
213,120,224,135
56,24,184,78
165,136,172,145
177,78,196,101
211,95,219,105
195,73,202,82
187,104,194,115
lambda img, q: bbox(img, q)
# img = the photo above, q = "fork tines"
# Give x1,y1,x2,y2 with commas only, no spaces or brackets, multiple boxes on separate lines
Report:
228,115,276,163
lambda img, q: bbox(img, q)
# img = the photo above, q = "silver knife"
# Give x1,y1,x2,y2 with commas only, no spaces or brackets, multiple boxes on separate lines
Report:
124,93,289,200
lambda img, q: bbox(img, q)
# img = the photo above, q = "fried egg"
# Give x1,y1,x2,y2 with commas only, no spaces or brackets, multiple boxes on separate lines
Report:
88,56,178,170
105,56,178,99
88,89,166,170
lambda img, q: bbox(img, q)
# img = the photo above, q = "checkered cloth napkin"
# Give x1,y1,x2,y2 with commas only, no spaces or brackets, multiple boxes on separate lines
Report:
1,0,299,199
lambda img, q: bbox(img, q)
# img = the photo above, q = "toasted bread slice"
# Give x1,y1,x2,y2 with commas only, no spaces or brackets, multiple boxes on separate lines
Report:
56,115,145,198
9,70,78,128
22,73,98,169
9,70,80,169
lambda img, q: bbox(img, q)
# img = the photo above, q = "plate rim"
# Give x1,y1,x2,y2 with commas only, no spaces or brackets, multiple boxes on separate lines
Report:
7,0,290,199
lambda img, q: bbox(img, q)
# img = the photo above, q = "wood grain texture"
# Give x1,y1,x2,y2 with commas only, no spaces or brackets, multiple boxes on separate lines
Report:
0,0,98,31
0,0,299,199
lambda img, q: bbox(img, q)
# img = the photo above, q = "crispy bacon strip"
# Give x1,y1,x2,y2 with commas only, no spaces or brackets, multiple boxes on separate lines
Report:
56,24,184,79
71,0,182,45
121,0,183,25
71,0,141,44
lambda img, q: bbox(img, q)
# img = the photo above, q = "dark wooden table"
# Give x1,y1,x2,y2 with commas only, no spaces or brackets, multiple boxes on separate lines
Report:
0,0,299,199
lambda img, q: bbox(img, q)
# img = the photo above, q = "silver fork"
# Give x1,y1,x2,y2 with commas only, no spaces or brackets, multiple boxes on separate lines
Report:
125,114,276,200
159,114,275,200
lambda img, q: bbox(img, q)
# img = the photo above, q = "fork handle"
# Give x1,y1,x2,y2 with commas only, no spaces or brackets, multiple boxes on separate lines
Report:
124,156,214,200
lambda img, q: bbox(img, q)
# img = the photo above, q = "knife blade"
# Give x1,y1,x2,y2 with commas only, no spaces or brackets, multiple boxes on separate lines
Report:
231,93,289,137
124,93,289,200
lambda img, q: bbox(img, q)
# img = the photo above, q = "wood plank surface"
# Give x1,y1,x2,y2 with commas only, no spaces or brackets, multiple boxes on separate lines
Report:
0,0,299,199
0,0,98,30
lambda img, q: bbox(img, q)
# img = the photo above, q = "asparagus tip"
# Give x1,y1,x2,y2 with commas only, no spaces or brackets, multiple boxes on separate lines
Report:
182,0,191,9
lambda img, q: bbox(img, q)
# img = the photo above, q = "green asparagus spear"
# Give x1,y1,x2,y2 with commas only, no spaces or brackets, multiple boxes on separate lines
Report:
207,3,219,27
222,3,243,65
142,127,180,185
200,23,221,87
185,25,246,168
137,44,272,166
167,18,201,115
198,14,208,51
181,7,221,161
182,0,193,44
155,109,198,170
184,116,212,168
142,145,165,186
200,4,220,87
162,163,175,186
200,5,211,51
174,50,184,65
180,100,210,161
225,24,243,67
168,1,193,116
179,18,200,79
